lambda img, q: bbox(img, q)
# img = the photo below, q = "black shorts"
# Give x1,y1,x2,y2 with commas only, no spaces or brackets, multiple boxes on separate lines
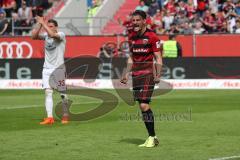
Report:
132,74,155,104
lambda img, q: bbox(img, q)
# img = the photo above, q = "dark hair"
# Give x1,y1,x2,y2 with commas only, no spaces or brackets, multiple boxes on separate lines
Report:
48,19,58,27
132,10,147,19
169,34,176,39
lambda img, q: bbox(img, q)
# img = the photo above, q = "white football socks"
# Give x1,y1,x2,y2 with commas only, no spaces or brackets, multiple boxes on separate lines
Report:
45,89,53,118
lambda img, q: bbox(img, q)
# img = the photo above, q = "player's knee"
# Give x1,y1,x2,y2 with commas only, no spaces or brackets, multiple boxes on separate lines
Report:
139,103,150,111
45,89,53,97
60,93,68,100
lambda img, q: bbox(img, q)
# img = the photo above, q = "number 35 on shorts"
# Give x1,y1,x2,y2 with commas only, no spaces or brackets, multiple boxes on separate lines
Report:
58,80,65,87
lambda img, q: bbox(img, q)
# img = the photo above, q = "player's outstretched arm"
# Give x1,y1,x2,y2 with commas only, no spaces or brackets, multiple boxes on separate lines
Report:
153,51,162,83
0,22,8,35
31,23,42,40
120,55,133,84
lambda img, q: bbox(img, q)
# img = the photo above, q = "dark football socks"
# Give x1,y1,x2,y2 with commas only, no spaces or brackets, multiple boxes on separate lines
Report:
142,109,155,137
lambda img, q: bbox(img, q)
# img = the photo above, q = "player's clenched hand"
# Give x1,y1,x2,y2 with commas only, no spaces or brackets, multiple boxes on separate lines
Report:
36,16,45,25
120,74,129,84
154,76,161,84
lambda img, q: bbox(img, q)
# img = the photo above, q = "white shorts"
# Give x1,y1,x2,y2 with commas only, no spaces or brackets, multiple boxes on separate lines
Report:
42,68,66,92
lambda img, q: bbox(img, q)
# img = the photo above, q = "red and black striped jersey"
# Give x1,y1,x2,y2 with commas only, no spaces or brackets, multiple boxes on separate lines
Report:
128,29,161,76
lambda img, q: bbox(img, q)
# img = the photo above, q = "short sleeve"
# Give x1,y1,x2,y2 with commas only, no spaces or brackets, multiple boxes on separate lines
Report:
151,34,161,52
57,32,65,41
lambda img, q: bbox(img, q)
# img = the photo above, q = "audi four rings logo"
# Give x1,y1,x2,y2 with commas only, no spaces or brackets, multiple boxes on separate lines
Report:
0,41,33,59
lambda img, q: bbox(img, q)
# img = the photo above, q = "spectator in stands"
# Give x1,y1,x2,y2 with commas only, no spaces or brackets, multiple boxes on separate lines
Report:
177,0,187,14
0,0,16,17
166,23,180,34
143,0,156,6
186,1,196,20
222,0,236,29
157,0,164,9
235,1,240,16
162,10,174,30
227,14,237,33
201,10,216,33
163,34,182,58
155,21,165,34
181,22,193,34
218,0,225,10
220,21,229,33
222,22,230,33
152,9,162,25
17,0,33,34
164,0,176,14
197,0,207,17
29,0,44,17
135,0,149,13
234,20,240,33
15,0,21,10
190,11,201,24
222,0,235,16
151,9,163,32
174,10,189,26
215,11,225,32
147,0,159,16
209,0,218,14
40,0,52,10
193,21,205,34
0,8,9,35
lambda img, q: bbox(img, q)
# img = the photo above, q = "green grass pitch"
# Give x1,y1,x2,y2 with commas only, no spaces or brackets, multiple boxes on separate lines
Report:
0,90,240,160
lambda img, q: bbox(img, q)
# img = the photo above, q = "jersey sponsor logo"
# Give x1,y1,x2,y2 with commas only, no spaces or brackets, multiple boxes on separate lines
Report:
0,41,33,59
143,39,149,44
133,48,149,53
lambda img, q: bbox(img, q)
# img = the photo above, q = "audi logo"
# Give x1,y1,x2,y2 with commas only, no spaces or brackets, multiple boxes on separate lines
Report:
0,41,33,59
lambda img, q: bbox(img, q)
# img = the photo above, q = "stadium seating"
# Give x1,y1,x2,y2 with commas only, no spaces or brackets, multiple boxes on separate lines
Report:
101,0,139,35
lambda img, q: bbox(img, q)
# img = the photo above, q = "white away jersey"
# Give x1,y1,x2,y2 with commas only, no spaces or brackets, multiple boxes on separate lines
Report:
40,32,66,69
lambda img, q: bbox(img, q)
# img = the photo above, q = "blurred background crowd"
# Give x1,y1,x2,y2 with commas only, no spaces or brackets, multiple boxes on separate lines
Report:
119,0,240,34
1,0,240,36
0,0,61,36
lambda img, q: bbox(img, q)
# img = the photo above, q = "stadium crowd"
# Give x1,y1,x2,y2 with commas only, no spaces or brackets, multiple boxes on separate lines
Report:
1,0,240,36
0,0,60,36
120,0,240,34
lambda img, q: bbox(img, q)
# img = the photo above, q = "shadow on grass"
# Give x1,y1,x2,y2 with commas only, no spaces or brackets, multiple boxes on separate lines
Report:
119,138,144,145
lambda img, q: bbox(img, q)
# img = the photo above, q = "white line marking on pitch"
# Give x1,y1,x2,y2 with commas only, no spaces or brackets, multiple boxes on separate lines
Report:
0,101,109,110
0,104,42,110
209,155,240,160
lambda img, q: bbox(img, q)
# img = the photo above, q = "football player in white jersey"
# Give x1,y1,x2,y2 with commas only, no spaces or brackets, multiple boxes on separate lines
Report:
32,16,69,125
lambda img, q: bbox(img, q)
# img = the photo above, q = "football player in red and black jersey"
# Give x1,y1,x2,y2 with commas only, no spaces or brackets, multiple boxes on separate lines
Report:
120,10,162,148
